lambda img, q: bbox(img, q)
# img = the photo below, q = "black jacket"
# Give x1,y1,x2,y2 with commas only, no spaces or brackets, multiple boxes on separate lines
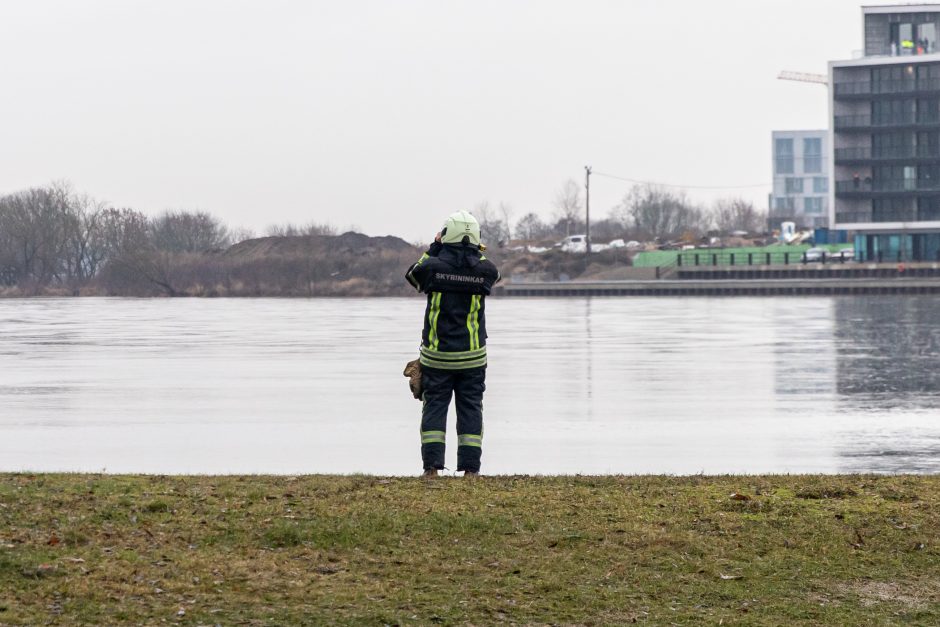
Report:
405,242,500,370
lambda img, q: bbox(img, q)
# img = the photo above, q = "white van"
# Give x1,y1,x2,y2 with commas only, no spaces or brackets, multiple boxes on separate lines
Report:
558,234,587,253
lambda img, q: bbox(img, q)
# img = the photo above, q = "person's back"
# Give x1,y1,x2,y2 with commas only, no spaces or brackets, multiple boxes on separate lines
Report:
405,211,500,476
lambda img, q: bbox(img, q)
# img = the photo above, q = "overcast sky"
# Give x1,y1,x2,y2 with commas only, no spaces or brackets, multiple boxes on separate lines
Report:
0,1,866,242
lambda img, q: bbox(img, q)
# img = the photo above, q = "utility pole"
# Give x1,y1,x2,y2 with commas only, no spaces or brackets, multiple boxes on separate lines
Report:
585,165,592,254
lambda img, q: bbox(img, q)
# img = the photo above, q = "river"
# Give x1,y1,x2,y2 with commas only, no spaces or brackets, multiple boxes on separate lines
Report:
1,296,938,475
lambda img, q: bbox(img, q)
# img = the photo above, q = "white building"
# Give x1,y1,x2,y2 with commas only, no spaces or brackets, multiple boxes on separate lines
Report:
770,129,830,229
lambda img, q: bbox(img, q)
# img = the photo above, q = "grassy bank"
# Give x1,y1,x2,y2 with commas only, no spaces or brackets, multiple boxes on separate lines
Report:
2,474,939,625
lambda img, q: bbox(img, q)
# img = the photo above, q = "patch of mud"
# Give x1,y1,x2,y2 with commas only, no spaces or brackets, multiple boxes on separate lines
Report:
836,580,940,609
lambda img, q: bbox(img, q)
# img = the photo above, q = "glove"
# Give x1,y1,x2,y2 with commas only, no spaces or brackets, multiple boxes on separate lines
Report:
403,359,423,400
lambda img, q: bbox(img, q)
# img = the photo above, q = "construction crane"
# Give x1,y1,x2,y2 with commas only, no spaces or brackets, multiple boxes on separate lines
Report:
778,71,829,86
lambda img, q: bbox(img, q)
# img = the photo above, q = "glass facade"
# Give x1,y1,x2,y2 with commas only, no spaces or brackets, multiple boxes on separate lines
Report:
855,233,940,261
835,9,940,259
771,130,827,228
889,21,937,56
804,138,822,173
773,196,795,211
775,138,794,174
804,197,824,214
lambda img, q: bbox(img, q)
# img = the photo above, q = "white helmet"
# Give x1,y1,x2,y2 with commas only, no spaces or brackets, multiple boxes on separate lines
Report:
440,210,482,247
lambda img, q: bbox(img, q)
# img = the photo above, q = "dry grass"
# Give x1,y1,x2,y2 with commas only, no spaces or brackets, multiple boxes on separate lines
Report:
1,474,939,625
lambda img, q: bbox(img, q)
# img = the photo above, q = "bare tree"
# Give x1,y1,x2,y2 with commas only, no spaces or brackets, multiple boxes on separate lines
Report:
265,221,337,237
96,208,179,295
473,201,510,247
150,211,230,253
712,198,766,234
229,227,257,244
553,179,583,236
0,184,73,285
62,192,110,282
499,202,514,242
615,184,708,241
515,212,549,240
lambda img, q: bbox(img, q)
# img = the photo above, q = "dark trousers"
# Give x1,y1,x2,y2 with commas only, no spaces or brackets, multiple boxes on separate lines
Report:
420,366,486,472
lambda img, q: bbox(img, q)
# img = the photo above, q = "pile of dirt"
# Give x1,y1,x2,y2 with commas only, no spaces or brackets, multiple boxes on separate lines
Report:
224,232,418,259
489,248,635,283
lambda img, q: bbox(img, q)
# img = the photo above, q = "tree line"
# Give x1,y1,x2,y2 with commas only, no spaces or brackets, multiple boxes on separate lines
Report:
0,180,768,295
474,180,767,247
0,182,423,297
0,183,234,293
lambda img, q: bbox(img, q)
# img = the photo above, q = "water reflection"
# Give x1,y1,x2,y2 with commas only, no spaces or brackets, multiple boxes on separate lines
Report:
0,296,937,474
830,296,940,472
835,297,940,406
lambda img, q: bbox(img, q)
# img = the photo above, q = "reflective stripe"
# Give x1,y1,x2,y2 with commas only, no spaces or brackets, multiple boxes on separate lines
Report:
420,355,487,370
458,434,482,447
466,295,481,351
406,253,431,289
421,430,446,444
473,295,481,349
428,292,442,351
420,346,487,361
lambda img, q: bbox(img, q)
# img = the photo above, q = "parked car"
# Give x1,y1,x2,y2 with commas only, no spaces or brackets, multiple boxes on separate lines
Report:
827,247,855,262
557,235,587,253
803,247,827,262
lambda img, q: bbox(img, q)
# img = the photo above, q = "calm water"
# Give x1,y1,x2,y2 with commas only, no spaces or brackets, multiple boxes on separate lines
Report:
1,296,939,475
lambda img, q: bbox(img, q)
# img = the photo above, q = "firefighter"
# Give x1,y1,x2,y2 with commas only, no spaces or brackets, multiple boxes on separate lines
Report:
405,211,500,477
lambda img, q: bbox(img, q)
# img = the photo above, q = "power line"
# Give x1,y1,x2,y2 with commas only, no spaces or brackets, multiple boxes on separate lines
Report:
593,171,771,190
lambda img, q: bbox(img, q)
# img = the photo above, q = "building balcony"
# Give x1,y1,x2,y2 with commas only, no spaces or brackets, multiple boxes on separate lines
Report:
833,77,940,98
833,113,940,131
836,208,940,223
833,145,940,164
835,179,940,195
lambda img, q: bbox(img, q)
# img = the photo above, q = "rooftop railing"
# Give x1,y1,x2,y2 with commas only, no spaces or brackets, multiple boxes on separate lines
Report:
833,77,940,97
835,179,940,193
834,145,940,160
834,112,940,129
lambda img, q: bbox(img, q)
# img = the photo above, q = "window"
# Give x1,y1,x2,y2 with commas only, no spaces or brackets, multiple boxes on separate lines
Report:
785,177,804,193
804,197,824,214
892,23,915,55
917,23,937,55
919,164,940,190
874,131,916,158
874,165,917,190
774,197,794,211
775,138,794,174
917,97,940,124
813,177,828,193
918,130,940,157
917,62,940,84
803,137,822,173
873,99,915,125
919,197,940,220
873,65,913,94
873,198,915,222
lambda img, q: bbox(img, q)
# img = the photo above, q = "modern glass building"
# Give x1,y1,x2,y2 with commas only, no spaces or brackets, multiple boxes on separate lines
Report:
830,4,940,261
770,130,829,229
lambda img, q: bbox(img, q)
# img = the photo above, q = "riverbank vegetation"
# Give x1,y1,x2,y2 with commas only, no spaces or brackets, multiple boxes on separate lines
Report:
2,474,938,624
0,182,769,297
